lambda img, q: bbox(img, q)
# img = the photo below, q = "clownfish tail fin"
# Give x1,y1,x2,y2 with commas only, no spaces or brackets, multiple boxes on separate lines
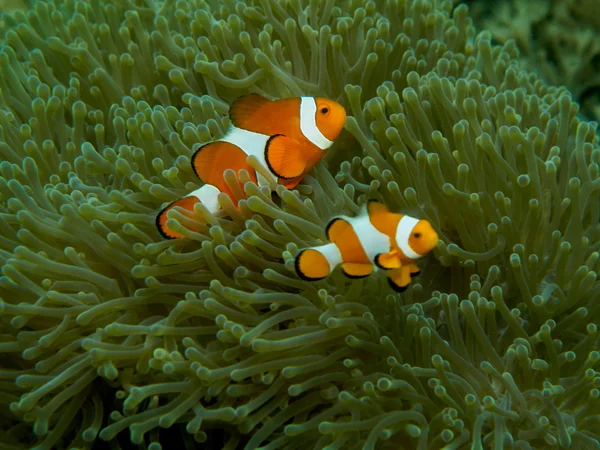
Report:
156,203,175,239
295,248,329,281
295,243,342,281
156,196,200,239
156,185,223,239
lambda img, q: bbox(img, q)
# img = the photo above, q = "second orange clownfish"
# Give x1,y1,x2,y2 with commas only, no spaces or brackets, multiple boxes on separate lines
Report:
295,200,439,292
157,94,347,239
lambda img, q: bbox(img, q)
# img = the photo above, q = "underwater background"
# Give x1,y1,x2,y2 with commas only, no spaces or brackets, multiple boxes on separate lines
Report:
1,0,599,449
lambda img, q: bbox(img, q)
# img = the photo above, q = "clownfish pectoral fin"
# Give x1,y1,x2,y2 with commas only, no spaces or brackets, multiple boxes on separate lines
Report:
408,263,421,277
374,251,402,270
264,134,306,179
295,248,331,281
229,94,272,128
387,267,411,292
341,262,374,279
367,199,389,216
156,196,200,239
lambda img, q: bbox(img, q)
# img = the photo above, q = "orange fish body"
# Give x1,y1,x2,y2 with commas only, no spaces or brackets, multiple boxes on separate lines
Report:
295,200,439,292
157,95,346,239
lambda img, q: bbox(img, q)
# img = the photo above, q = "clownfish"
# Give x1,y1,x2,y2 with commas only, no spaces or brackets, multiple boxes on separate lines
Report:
295,200,439,292
156,94,347,239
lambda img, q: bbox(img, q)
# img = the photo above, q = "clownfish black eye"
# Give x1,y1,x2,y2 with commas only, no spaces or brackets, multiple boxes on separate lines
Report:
320,107,329,114
414,233,422,238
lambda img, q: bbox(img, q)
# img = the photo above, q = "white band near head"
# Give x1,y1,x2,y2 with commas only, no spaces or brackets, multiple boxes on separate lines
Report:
396,216,422,260
189,184,221,214
300,97,333,150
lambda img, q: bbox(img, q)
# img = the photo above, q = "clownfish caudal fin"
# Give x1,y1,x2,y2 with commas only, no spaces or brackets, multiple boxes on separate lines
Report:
264,134,306,179
340,263,374,279
156,196,200,239
374,251,402,270
156,185,222,239
229,94,272,128
387,267,412,292
295,247,337,281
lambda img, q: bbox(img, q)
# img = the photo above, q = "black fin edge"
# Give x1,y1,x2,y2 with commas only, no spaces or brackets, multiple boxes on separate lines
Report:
191,142,211,180
341,265,372,279
264,133,298,180
387,277,408,293
325,217,346,242
294,249,328,281
367,198,386,208
156,201,178,240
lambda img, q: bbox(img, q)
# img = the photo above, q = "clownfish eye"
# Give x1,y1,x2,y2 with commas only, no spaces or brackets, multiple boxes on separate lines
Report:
320,107,329,114
413,232,422,238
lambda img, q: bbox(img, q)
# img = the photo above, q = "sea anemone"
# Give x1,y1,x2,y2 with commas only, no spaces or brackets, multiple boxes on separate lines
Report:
1,0,599,449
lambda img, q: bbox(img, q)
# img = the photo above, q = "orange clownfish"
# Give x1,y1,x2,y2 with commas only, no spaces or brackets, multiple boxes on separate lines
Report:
295,200,439,292
156,94,347,239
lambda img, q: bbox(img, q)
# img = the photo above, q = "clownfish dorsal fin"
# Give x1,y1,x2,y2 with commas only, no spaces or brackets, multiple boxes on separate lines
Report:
264,134,306,179
325,217,351,244
374,250,402,270
367,199,389,216
341,262,374,279
229,94,272,128
367,199,400,238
